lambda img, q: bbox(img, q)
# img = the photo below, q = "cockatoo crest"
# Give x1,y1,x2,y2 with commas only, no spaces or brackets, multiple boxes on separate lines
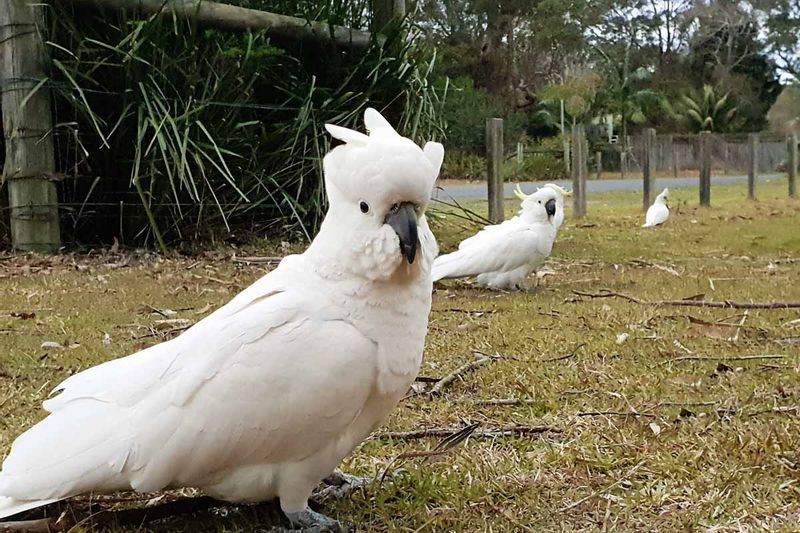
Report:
322,108,443,211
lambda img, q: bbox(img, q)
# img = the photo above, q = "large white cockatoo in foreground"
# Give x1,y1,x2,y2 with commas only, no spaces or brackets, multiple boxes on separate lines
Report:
0,109,444,531
431,186,560,290
642,187,670,227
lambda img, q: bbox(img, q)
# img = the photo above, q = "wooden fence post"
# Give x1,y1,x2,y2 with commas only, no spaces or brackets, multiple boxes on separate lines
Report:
572,124,587,217
486,118,504,223
1,0,61,252
516,142,523,165
668,134,678,178
595,150,602,180
699,131,712,206
748,133,758,201
789,133,798,198
642,128,656,211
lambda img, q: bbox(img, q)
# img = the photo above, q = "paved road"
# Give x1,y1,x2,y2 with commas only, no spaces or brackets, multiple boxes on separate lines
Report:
432,174,783,201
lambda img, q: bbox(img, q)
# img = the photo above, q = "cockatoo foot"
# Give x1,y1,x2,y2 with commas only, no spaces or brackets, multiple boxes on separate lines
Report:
317,470,371,500
283,508,345,532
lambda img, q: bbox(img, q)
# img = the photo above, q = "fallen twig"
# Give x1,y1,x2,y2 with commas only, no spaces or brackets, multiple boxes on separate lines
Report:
749,406,800,417
576,411,656,418
429,355,493,396
471,398,540,406
231,255,283,265
538,343,586,363
431,308,496,314
375,425,562,440
572,289,800,309
379,424,480,483
663,354,787,364
557,461,645,513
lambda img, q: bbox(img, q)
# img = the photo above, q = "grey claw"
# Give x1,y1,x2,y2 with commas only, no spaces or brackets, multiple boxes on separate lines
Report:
315,470,372,501
283,508,345,532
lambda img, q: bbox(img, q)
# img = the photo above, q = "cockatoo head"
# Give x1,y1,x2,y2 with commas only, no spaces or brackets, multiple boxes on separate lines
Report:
657,187,669,205
320,108,444,280
514,185,558,224
541,183,573,203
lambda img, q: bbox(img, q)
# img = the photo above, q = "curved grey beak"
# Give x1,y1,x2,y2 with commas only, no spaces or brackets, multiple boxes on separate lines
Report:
385,202,418,264
545,199,556,217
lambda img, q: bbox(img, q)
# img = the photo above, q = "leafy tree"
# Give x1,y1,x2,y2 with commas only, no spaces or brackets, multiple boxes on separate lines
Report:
767,85,800,133
753,0,800,83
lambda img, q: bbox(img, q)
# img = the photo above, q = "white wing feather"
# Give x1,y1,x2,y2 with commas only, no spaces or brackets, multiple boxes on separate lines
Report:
0,262,375,511
432,224,553,282
642,203,669,227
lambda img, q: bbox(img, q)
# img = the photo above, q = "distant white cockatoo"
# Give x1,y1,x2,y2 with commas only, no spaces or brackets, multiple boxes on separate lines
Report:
642,187,669,227
0,109,444,531
432,186,560,290
515,183,572,232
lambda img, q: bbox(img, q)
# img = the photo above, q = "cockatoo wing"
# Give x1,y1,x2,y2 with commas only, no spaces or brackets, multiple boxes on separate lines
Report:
432,225,552,281
642,204,669,227
0,267,375,509
457,217,523,250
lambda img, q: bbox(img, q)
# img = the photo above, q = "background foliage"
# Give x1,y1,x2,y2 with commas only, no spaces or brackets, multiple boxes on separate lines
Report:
30,1,444,249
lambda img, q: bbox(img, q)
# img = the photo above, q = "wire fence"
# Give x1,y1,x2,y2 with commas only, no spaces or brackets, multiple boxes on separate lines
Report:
597,133,790,176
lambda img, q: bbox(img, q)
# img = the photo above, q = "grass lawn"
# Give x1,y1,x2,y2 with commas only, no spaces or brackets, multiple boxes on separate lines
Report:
1,179,799,532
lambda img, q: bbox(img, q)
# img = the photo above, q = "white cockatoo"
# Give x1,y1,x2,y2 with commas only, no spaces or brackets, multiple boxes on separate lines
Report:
642,187,669,227
0,109,444,531
516,183,572,232
432,186,560,290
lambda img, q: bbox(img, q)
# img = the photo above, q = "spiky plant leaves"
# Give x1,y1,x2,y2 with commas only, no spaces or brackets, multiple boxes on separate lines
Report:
42,2,444,247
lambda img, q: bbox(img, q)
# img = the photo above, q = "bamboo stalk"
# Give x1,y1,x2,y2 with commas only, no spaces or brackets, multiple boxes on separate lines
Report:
64,0,377,48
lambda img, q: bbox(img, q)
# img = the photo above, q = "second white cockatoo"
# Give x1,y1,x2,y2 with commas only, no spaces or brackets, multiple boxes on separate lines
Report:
515,183,572,232
432,186,560,290
642,187,669,227
0,109,444,531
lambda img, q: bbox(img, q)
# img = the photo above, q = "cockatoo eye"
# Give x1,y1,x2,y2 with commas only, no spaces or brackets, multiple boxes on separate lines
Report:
359,201,370,214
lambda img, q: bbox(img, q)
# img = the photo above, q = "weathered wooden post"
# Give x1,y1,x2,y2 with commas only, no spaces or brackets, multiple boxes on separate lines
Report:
372,0,404,31
516,142,523,165
667,134,678,178
0,0,61,252
699,131,712,206
642,128,656,211
571,124,587,217
595,150,602,180
748,133,758,201
789,133,798,198
486,118,504,223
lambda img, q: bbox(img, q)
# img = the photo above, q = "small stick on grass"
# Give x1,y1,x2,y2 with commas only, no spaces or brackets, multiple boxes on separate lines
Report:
231,255,282,265
376,425,561,440
538,343,586,363
572,289,800,309
429,355,493,397
663,354,787,364
471,398,540,406
576,411,656,418
558,461,645,513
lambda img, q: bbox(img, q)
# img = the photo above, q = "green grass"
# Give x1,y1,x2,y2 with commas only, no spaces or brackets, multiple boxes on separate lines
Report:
1,180,799,531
